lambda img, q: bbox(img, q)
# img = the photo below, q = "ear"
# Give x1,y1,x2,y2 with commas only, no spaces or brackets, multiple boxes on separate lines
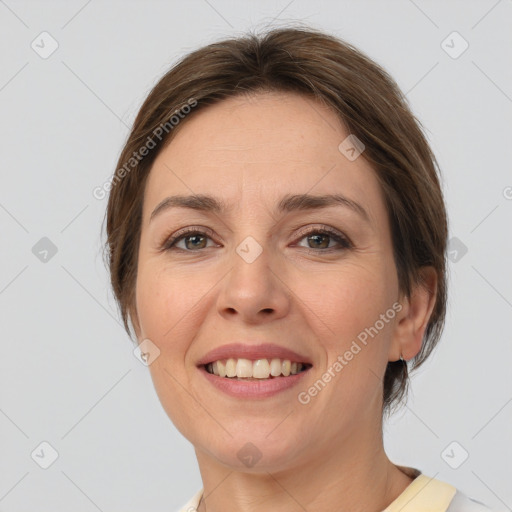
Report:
389,267,438,362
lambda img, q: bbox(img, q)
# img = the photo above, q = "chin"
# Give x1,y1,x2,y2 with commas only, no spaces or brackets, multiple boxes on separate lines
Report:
194,429,308,472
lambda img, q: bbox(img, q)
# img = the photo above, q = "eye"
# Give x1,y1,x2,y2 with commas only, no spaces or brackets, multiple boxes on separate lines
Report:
160,225,352,253
161,227,218,252
294,226,352,251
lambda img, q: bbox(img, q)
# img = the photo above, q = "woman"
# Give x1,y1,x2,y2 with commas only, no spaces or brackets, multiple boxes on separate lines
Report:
103,26,492,511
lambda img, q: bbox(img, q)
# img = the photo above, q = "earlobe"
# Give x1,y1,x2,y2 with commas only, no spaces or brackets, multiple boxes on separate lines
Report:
390,267,438,362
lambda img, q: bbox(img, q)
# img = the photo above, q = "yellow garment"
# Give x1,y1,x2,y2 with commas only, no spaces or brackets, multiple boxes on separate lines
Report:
383,474,456,511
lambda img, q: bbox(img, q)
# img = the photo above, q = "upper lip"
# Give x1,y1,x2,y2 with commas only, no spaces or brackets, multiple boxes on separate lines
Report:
196,343,313,366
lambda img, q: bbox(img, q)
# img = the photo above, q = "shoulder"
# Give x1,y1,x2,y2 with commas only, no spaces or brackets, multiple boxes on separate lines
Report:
174,488,203,512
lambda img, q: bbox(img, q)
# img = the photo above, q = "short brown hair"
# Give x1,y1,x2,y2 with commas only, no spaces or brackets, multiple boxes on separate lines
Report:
103,26,448,413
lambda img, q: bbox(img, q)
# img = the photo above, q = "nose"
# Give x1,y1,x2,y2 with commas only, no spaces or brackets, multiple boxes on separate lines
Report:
216,242,291,325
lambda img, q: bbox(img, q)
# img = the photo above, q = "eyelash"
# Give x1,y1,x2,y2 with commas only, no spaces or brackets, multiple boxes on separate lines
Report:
159,225,352,253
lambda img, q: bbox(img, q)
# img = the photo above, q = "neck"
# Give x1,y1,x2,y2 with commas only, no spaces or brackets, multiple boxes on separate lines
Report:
194,414,412,512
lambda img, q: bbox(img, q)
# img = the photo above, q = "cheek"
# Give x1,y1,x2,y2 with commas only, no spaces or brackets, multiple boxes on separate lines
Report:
290,263,398,424
296,262,395,345
136,262,207,342
134,263,210,435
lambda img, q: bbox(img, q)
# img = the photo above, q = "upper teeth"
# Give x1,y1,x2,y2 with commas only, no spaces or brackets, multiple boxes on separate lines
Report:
206,358,305,378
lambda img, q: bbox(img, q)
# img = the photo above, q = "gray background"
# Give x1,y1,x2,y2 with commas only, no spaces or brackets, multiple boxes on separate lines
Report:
1,0,511,511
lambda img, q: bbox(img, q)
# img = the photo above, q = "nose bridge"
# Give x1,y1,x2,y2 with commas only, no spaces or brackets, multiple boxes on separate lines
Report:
217,232,289,321
230,233,273,296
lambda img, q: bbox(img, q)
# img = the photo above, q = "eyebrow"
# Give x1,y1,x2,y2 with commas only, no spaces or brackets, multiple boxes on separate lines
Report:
149,193,370,223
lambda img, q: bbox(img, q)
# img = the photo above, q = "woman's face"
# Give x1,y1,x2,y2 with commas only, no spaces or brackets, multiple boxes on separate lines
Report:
133,91,404,471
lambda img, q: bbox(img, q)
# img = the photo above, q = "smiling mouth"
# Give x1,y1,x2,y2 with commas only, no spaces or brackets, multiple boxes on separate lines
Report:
202,357,312,380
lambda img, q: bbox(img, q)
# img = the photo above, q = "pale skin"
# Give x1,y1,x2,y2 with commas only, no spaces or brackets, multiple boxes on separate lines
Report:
130,91,438,512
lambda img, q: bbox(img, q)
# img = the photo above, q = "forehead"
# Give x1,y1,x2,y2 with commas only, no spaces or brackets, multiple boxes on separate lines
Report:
143,91,384,220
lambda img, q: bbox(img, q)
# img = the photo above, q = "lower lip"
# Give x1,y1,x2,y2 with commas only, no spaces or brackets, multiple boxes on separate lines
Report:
198,366,311,398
